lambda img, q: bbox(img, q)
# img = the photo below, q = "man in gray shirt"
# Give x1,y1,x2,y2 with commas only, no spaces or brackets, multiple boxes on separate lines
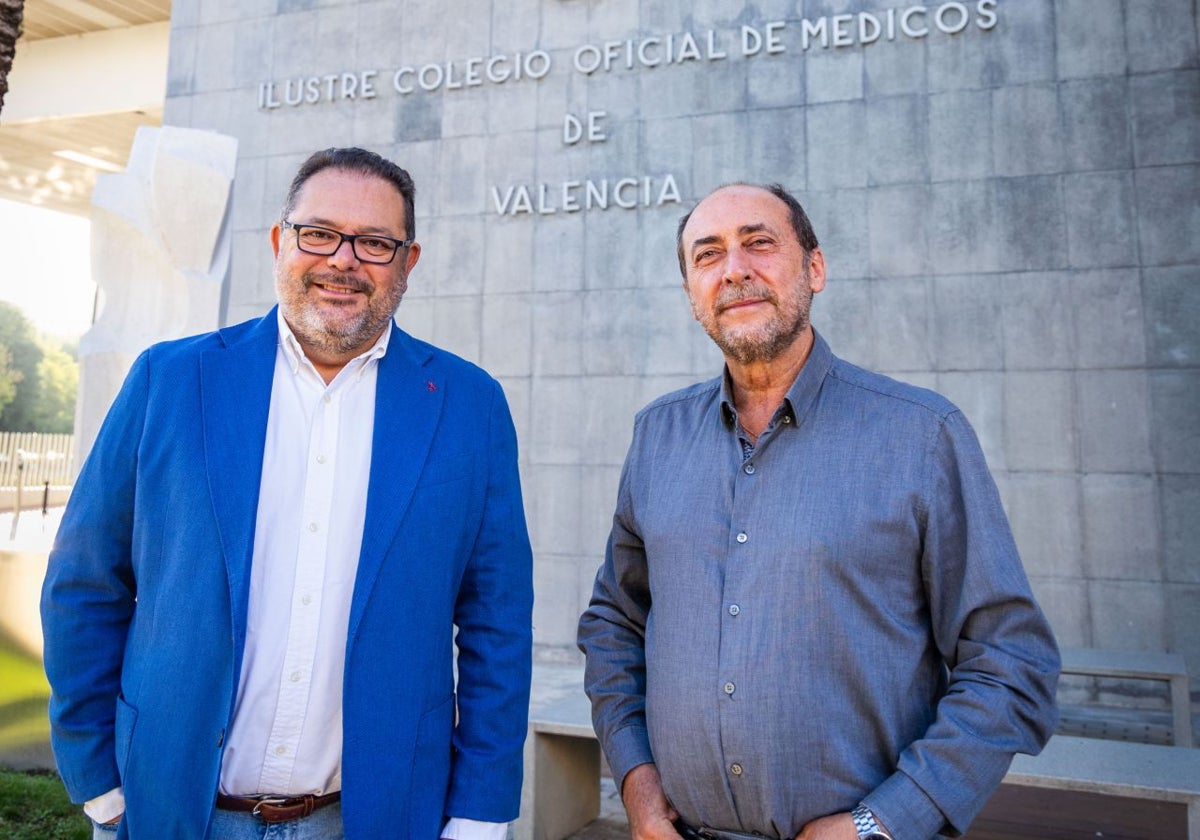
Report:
577,183,1060,840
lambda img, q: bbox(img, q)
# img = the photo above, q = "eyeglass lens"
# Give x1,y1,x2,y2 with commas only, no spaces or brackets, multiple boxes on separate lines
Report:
293,225,398,263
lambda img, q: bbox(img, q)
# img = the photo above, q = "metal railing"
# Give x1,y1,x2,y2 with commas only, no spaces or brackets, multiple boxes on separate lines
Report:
0,432,75,487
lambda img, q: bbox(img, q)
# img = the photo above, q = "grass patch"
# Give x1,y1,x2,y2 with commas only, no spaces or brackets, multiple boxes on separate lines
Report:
0,644,80,837
0,769,89,840
0,645,50,698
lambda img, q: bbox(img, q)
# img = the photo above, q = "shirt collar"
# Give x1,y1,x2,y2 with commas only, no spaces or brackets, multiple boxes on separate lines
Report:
718,328,833,430
276,309,392,379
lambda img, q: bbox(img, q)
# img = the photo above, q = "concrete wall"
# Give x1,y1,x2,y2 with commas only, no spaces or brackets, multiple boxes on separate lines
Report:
161,0,1200,673
0,550,49,658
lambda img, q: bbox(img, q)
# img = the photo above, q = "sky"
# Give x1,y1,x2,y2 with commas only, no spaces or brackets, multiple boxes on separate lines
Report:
0,197,96,341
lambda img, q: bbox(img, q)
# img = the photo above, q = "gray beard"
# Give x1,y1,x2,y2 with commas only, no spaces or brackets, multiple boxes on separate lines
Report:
289,305,393,356
283,270,403,356
710,311,808,365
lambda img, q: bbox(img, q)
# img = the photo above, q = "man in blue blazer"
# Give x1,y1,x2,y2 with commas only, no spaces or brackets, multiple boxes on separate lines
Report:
41,147,534,840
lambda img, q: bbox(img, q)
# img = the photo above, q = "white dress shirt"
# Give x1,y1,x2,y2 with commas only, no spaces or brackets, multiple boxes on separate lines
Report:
86,315,503,840
219,312,384,795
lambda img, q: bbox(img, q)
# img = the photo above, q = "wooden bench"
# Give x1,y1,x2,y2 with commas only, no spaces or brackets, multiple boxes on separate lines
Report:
517,660,1200,840
1059,647,1194,747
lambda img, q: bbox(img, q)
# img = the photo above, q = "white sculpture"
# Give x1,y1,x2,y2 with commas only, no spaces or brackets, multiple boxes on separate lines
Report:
74,126,238,472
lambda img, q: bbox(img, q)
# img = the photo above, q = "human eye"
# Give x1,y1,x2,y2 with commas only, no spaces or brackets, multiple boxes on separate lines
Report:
357,236,395,256
300,227,336,244
693,247,720,266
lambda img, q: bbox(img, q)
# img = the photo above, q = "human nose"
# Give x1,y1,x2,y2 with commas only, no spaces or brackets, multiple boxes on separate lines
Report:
326,234,361,269
722,246,751,283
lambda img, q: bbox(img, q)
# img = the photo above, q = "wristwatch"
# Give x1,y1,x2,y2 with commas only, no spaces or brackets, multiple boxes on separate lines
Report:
851,804,894,840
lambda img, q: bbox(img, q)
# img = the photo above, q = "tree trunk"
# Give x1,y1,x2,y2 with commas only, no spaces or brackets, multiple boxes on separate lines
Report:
0,0,26,116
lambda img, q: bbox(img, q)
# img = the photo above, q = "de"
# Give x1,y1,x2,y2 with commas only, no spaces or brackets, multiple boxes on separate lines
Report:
563,110,607,144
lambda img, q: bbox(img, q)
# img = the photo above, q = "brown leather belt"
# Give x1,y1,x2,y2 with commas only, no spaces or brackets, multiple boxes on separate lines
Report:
216,791,341,824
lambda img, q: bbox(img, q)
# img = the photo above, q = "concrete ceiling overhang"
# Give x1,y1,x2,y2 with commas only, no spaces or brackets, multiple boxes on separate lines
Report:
0,0,171,216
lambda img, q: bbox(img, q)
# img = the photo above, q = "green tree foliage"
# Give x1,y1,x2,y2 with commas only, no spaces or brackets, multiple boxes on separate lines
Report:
0,301,43,430
32,343,77,433
0,301,79,433
0,342,20,416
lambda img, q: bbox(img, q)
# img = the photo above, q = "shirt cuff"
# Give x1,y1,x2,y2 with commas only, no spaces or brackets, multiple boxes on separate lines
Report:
863,771,948,840
83,787,125,824
440,817,508,840
601,723,655,794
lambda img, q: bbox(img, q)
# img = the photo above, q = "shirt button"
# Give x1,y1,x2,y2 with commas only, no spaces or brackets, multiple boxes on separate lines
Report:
730,763,743,776
743,463,755,475
301,594,312,606
723,681,735,694
783,416,792,424
316,454,326,464
274,745,287,756
308,522,318,532
290,671,302,683
736,532,748,544
323,394,332,404
729,604,740,616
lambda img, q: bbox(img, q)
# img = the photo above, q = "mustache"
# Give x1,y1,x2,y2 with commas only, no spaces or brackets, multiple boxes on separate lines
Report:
716,284,775,312
303,271,371,293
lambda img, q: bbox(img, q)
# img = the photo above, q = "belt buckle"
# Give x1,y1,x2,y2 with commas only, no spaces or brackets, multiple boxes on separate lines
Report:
699,827,772,840
250,796,291,816
251,796,302,823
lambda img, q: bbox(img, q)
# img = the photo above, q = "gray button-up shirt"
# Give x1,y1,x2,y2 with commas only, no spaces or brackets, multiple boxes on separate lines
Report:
578,332,1059,840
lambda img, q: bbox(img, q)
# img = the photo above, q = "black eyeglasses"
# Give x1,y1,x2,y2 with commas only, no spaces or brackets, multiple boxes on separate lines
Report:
281,220,413,265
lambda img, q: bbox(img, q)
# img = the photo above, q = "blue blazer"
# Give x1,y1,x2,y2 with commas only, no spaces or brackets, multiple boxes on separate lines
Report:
41,309,534,839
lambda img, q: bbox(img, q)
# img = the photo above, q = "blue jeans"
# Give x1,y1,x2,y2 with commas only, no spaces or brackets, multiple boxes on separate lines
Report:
206,802,345,839
91,819,119,840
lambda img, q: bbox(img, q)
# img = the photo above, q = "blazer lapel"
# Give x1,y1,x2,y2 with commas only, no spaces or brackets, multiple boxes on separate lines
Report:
349,327,443,642
200,309,278,639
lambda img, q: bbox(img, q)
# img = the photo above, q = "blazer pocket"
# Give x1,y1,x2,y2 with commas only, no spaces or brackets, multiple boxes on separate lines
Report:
408,693,455,839
114,694,138,780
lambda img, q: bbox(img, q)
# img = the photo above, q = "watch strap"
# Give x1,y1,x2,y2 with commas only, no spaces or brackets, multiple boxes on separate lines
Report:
851,803,893,840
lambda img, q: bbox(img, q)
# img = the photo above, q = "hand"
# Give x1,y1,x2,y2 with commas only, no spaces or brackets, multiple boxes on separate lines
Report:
621,763,681,840
795,811,857,840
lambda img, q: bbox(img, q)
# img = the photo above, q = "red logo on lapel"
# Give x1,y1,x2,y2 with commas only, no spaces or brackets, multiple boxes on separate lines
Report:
427,381,438,392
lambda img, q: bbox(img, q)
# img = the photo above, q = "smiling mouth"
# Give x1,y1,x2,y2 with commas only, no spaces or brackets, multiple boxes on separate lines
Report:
316,282,361,294
306,273,369,297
